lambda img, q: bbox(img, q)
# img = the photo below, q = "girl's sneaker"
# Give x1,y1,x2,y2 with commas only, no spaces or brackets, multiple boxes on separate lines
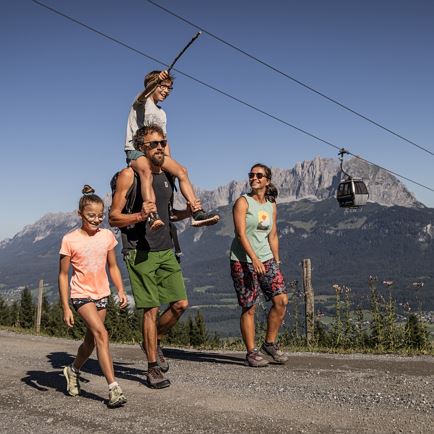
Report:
63,365,80,396
108,385,127,408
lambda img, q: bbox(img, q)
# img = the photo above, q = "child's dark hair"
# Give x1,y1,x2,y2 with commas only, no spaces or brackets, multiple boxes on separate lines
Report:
144,70,175,88
79,185,104,212
132,124,165,151
250,163,278,203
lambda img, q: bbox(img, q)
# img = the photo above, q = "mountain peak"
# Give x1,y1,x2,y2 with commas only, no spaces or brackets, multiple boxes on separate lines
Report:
191,156,422,210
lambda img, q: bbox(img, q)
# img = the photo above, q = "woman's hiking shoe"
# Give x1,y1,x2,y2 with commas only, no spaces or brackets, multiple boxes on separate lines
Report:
191,210,220,227
146,367,171,389
245,349,269,367
63,365,80,396
139,342,169,373
260,342,289,364
148,212,165,231
107,385,127,409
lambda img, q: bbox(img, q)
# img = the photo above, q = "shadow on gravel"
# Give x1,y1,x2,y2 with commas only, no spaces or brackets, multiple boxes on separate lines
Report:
21,351,149,402
164,348,245,366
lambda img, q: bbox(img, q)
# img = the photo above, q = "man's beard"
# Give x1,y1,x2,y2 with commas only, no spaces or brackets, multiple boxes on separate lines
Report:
150,152,165,167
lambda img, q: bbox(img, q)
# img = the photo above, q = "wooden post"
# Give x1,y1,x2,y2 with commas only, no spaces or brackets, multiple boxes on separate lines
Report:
35,279,44,335
303,259,314,346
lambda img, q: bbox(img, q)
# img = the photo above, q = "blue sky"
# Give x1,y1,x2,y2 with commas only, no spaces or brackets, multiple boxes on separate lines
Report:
1,0,433,240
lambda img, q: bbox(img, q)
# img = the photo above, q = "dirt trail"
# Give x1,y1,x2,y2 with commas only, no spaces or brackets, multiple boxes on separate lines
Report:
0,330,433,433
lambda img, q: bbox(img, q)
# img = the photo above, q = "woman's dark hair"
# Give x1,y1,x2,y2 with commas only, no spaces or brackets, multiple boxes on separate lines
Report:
78,185,104,212
250,163,278,203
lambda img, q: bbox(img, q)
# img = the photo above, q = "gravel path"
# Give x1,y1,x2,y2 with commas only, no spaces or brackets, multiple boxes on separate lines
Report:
0,330,433,433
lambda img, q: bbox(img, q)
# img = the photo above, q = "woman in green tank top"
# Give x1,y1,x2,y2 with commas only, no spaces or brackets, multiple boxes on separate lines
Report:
230,163,289,368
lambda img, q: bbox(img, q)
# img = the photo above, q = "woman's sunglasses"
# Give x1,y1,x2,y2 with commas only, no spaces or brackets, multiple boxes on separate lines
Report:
143,139,168,149
248,172,269,180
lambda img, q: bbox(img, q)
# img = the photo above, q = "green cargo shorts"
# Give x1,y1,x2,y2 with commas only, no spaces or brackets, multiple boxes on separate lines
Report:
125,249,187,308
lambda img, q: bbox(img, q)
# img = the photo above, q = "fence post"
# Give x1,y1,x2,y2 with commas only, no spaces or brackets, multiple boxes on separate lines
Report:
303,259,314,346
35,279,44,335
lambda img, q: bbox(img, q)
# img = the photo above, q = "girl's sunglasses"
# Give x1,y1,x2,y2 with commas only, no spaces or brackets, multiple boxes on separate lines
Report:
143,139,168,149
248,172,269,180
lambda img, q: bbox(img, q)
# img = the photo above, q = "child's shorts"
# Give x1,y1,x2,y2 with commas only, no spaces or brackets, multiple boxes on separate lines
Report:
71,297,109,312
125,150,145,165
230,259,286,308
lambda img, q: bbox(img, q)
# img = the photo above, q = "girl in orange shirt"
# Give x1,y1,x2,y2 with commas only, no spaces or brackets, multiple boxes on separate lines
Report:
58,185,128,408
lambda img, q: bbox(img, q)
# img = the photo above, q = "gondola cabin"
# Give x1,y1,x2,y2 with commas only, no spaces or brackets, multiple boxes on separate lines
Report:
337,177,369,208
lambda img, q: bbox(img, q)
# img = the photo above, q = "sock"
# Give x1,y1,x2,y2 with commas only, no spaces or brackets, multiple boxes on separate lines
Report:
264,341,274,346
108,381,118,390
148,361,158,369
71,364,79,374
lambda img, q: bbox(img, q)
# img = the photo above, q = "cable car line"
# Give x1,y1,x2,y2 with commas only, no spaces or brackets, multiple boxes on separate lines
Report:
145,0,434,158
30,0,434,194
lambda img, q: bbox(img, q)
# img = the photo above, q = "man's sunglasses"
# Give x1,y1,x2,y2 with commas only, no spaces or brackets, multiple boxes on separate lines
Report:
143,139,168,149
248,172,269,180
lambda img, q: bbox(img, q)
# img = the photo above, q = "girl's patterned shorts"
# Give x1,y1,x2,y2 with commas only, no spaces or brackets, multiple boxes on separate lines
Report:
230,259,286,308
71,297,109,312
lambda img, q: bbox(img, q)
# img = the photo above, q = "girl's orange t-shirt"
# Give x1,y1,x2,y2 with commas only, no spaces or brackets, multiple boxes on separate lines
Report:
59,228,118,299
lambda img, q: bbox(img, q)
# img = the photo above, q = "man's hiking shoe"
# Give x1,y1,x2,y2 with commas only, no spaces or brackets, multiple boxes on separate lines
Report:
107,385,127,409
63,365,80,396
148,212,165,231
191,210,220,227
146,367,171,389
245,349,269,367
139,342,169,373
260,342,289,364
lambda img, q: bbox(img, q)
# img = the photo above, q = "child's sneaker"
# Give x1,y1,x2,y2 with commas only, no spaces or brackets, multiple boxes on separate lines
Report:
63,365,80,396
260,342,289,364
245,349,269,367
147,212,165,230
107,385,127,408
191,210,220,227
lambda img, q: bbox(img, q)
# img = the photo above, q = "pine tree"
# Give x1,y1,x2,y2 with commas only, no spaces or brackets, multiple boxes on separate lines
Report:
10,301,19,327
19,287,35,329
405,314,431,351
0,296,11,326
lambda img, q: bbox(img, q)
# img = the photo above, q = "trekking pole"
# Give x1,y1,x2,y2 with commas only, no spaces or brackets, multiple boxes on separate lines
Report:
140,31,202,101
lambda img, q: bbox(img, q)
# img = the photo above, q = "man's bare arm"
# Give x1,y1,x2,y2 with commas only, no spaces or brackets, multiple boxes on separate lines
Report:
109,168,154,228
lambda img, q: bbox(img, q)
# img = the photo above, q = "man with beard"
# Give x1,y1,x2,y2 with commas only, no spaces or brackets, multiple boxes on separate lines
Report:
110,124,195,389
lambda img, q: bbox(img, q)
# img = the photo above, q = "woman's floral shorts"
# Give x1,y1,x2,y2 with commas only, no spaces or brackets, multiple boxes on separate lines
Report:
230,259,286,308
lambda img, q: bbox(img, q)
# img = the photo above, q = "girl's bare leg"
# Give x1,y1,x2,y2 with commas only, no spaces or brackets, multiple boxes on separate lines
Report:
76,304,115,385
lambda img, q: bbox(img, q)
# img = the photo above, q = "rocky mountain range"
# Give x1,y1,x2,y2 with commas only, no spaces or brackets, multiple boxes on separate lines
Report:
1,156,432,335
189,156,423,210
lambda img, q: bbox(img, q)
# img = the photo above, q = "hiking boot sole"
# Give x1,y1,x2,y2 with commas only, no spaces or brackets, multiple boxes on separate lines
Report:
146,378,171,389
244,360,269,368
191,216,220,227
